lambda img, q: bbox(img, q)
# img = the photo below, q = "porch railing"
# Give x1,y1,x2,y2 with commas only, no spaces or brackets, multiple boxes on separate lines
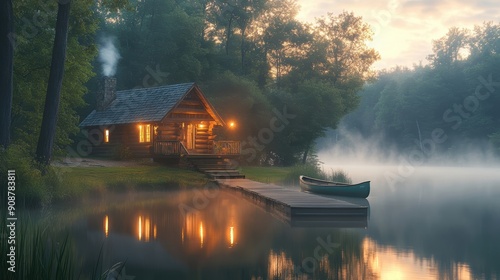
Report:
213,141,241,155
154,140,241,155
154,140,189,156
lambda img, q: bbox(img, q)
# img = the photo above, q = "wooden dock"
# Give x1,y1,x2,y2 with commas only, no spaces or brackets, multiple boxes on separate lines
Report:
216,179,368,227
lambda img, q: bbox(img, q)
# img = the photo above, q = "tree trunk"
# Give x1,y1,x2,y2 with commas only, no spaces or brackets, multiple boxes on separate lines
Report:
35,0,71,165
225,15,233,55
0,0,14,149
301,142,311,164
240,24,246,74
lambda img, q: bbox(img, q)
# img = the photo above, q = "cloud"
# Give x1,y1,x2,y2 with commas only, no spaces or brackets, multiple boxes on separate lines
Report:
296,0,500,70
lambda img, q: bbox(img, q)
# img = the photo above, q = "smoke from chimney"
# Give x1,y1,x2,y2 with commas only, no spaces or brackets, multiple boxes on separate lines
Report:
98,37,120,76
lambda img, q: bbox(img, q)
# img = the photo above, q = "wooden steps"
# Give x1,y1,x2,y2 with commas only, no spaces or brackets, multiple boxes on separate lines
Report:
187,157,245,179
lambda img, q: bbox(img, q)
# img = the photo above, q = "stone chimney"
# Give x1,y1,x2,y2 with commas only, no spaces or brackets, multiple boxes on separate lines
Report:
96,76,116,111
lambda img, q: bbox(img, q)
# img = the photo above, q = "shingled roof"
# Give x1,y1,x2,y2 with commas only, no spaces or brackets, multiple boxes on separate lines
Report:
80,83,195,127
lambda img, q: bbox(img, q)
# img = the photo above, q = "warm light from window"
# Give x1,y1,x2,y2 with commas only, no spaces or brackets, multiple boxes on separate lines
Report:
229,226,234,247
145,124,151,142
104,215,109,237
139,124,151,143
198,123,205,128
199,222,204,248
104,129,109,143
138,216,142,240
145,218,150,242
229,121,235,128
139,125,144,142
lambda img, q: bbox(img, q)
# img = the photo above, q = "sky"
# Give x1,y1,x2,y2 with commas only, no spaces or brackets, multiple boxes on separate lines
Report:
296,0,500,70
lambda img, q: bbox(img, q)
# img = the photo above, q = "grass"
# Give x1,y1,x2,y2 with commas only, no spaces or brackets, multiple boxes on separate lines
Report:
0,215,132,280
53,166,209,202
241,165,352,186
240,166,293,184
0,216,77,280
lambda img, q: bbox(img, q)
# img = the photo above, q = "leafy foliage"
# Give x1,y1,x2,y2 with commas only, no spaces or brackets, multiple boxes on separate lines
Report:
343,22,500,152
11,0,97,156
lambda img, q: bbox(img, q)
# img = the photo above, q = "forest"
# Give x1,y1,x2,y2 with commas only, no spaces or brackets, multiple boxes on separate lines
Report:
1,0,499,168
339,24,500,158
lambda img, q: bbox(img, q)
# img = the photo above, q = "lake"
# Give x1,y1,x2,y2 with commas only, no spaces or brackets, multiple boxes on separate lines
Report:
35,165,500,279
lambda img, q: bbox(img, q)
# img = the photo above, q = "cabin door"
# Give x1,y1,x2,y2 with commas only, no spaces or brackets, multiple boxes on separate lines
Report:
185,124,195,150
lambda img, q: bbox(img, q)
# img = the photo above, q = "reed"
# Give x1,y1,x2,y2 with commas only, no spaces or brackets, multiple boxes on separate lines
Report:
0,217,77,280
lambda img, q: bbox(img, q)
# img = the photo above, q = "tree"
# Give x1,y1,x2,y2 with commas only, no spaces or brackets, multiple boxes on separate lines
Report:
270,79,354,165
427,27,469,67
204,72,272,163
263,17,311,87
0,0,14,149
36,0,72,165
268,12,379,164
313,12,380,87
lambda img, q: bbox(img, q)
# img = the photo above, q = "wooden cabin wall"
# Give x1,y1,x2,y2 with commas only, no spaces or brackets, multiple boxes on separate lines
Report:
84,124,152,158
156,122,182,141
167,91,215,123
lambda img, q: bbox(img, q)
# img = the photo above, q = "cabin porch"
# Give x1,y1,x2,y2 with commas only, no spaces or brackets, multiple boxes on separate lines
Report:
152,140,241,158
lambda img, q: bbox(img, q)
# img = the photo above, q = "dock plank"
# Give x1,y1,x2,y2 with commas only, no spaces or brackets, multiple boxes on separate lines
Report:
216,179,368,223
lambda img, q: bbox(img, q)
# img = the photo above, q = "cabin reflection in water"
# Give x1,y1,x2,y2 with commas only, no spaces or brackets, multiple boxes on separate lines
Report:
87,192,475,279
97,195,240,254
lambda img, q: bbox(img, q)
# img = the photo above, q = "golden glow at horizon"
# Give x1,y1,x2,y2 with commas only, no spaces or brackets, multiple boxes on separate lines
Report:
138,124,151,143
104,129,109,143
104,215,109,237
264,237,473,279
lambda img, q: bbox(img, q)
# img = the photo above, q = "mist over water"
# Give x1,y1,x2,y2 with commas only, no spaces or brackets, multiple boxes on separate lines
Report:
317,126,500,168
98,36,121,76
316,128,500,279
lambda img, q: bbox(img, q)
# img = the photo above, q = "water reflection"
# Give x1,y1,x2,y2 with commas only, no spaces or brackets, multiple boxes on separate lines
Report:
43,166,500,279
136,215,157,242
104,215,109,237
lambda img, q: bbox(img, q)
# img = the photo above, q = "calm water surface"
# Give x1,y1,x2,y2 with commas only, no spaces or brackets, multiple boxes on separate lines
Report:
37,165,500,279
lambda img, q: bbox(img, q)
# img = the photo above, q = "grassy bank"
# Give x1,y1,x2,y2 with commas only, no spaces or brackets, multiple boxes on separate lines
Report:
241,166,293,184
56,166,208,200
0,145,208,207
241,165,352,186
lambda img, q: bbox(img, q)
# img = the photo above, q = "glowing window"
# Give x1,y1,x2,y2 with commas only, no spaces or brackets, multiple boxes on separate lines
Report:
145,124,151,142
139,124,151,143
104,129,109,143
139,125,144,142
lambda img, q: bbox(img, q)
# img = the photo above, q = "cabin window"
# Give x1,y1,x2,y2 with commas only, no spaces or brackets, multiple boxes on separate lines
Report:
139,124,151,143
104,129,110,143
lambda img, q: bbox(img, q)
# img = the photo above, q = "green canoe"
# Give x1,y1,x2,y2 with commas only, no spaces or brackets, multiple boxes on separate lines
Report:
299,175,370,198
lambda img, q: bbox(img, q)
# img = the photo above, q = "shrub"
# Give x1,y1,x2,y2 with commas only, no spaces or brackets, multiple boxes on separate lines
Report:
112,145,133,160
0,144,54,207
282,164,353,186
328,169,352,184
283,164,327,186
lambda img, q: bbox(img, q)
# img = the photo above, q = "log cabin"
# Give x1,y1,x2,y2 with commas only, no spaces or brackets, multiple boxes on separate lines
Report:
79,77,240,161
